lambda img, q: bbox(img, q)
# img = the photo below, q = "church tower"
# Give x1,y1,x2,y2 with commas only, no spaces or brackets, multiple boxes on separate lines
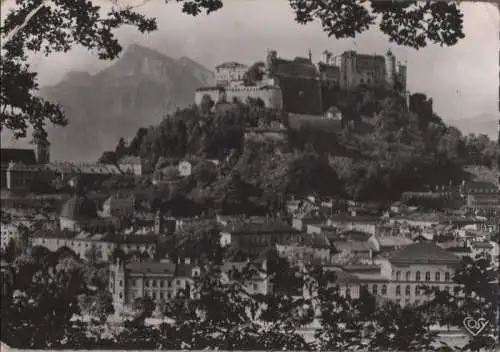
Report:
32,128,50,165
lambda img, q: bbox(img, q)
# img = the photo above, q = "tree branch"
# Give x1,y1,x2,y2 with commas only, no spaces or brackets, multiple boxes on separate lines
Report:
1,0,50,51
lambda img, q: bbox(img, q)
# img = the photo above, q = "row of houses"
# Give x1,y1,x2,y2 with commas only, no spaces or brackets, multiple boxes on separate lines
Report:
107,242,466,313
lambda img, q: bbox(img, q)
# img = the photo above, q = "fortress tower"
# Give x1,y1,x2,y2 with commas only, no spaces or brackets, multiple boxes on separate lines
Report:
396,61,407,91
385,49,397,87
266,50,278,72
32,128,50,165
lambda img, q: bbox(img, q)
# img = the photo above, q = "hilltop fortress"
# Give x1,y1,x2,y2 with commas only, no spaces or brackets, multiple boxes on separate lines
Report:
195,49,407,115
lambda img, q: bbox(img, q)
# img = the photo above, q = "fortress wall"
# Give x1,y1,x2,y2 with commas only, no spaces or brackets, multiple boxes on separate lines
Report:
227,87,283,110
194,89,221,106
195,87,283,110
276,76,322,115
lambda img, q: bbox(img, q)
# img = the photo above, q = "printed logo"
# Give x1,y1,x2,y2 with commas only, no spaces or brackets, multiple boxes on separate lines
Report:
462,317,489,337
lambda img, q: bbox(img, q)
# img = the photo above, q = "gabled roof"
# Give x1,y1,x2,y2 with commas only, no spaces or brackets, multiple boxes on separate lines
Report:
333,240,372,253
338,230,372,242
1,148,37,165
389,243,461,265
118,155,142,165
227,219,300,235
377,236,414,248
463,181,499,193
471,242,493,249
328,215,381,223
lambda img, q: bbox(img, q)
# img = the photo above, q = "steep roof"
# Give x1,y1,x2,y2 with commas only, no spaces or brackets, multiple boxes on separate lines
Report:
60,195,98,220
125,262,197,278
333,240,372,253
227,219,300,235
377,236,414,248
1,148,37,165
118,155,142,165
338,230,372,242
389,243,461,265
463,181,499,194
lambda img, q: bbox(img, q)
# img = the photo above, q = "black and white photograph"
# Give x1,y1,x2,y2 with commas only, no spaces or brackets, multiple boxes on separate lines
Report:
0,0,499,351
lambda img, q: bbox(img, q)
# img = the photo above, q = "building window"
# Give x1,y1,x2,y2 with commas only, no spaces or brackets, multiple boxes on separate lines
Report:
372,284,378,295
396,271,401,280
253,283,258,291
119,280,123,287
160,280,165,288
176,279,180,285
415,271,421,281
132,279,137,287
415,286,420,296
152,292,157,300
396,285,401,296
445,272,450,281
435,272,440,281
145,280,149,287
405,285,411,296
425,272,431,281
345,287,351,297
119,293,123,299
406,271,411,281
168,280,172,287
160,292,164,300
381,284,387,295
152,280,157,288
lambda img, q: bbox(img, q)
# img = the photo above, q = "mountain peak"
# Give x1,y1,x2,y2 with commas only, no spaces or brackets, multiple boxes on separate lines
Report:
123,43,171,61
39,48,214,162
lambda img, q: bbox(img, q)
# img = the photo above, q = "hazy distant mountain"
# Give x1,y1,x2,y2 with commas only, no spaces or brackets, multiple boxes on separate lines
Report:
40,44,214,162
447,114,499,140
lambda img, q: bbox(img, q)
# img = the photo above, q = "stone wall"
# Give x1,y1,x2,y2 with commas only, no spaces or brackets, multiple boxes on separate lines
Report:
195,86,283,110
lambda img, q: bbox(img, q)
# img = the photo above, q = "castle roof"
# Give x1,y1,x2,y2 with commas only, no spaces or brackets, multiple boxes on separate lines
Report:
1,148,37,165
60,195,98,220
389,243,461,265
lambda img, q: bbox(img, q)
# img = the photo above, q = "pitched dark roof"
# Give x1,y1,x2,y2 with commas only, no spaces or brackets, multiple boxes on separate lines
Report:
227,220,300,235
125,262,197,277
60,195,98,220
389,243,461,265
329,215,381,223
338,230,372,242
463,181,499,193
1,148,37,165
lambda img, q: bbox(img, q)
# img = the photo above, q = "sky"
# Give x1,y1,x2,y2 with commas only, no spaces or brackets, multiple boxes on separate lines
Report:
2,0,499,147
